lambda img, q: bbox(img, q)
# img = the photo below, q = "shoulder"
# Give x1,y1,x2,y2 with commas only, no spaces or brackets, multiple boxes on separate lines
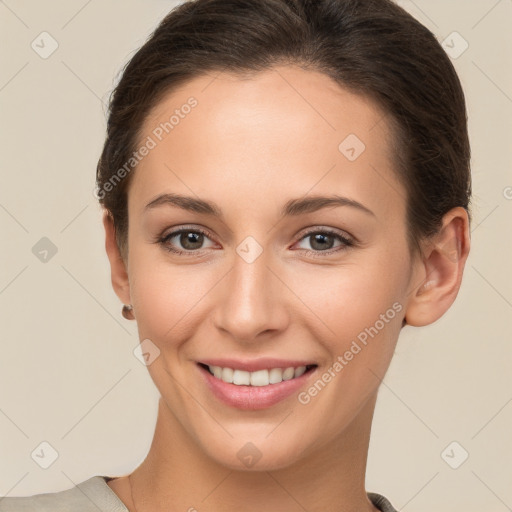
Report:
0,476,128,512
367,491,399,512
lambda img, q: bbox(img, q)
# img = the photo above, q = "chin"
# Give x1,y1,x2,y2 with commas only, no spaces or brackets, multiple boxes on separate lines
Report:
199,431,308,472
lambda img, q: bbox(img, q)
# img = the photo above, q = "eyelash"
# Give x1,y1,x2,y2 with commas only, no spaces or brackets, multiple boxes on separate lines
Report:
157,226,355,258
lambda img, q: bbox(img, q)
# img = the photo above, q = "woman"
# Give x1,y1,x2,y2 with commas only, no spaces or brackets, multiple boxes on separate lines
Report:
0,0,471,510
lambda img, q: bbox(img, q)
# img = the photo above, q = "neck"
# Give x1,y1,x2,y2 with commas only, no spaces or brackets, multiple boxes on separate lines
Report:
127,392,380,512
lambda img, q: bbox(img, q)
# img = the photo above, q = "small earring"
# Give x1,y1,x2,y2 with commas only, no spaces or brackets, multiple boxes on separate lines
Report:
122,304,134,320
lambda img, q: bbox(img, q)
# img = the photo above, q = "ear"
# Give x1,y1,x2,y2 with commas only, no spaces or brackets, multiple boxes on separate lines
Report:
405,206,471,327
102,211,131,307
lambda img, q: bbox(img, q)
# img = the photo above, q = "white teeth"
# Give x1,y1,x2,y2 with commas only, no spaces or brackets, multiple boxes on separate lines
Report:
221,367,234,383
207,365,309,386
282,367,295,380
269,368,283,384
294,366,306,378
250,369,269,386
233,369,250,385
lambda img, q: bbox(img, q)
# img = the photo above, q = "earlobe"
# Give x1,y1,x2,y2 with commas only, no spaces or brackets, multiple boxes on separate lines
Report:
102,211,131,307
404,207,470,327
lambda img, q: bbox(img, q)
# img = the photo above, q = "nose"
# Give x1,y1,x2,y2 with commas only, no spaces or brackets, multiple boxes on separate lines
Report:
212,246,289,343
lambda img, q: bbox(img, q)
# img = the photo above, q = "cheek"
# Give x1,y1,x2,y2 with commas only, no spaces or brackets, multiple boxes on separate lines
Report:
128,248,218,342
290,255,406,340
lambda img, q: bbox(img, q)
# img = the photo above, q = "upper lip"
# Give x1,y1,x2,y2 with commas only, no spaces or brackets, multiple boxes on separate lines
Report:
198,358,317,372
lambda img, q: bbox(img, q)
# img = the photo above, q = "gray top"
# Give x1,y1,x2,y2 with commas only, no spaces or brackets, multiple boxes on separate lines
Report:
0,476,398,512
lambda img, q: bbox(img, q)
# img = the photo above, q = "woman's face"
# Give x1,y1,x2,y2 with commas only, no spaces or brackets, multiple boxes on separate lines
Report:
122,65,420,469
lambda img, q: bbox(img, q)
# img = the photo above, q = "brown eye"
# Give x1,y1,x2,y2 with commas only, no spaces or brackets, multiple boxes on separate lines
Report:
160,227,216,254
308,233,336,251
295,229,354,256
177,231,204,250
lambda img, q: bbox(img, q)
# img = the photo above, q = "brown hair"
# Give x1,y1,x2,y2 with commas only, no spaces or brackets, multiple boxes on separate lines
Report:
96,0,471,259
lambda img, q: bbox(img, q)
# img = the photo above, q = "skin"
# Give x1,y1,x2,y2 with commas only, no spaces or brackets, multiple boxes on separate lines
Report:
103,65,470,512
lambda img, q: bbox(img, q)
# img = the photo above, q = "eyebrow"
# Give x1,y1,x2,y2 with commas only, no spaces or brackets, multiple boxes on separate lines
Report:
144,193,375,218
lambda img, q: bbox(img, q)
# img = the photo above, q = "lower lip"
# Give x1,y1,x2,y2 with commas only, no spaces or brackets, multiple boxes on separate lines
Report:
197,364,317,410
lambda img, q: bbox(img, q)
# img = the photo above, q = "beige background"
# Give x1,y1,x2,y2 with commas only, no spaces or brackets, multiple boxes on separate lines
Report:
1,1,511,510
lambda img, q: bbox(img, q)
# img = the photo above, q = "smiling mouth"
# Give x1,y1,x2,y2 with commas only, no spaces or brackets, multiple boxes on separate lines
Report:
198,363,317,387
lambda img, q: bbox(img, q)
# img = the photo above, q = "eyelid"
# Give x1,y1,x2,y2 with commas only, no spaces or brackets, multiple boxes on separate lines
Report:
295,225,355,243
160,225,212,240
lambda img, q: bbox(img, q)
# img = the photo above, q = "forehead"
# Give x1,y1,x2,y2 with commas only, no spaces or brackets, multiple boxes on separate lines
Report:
144,65,389,145
130,65,404,221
